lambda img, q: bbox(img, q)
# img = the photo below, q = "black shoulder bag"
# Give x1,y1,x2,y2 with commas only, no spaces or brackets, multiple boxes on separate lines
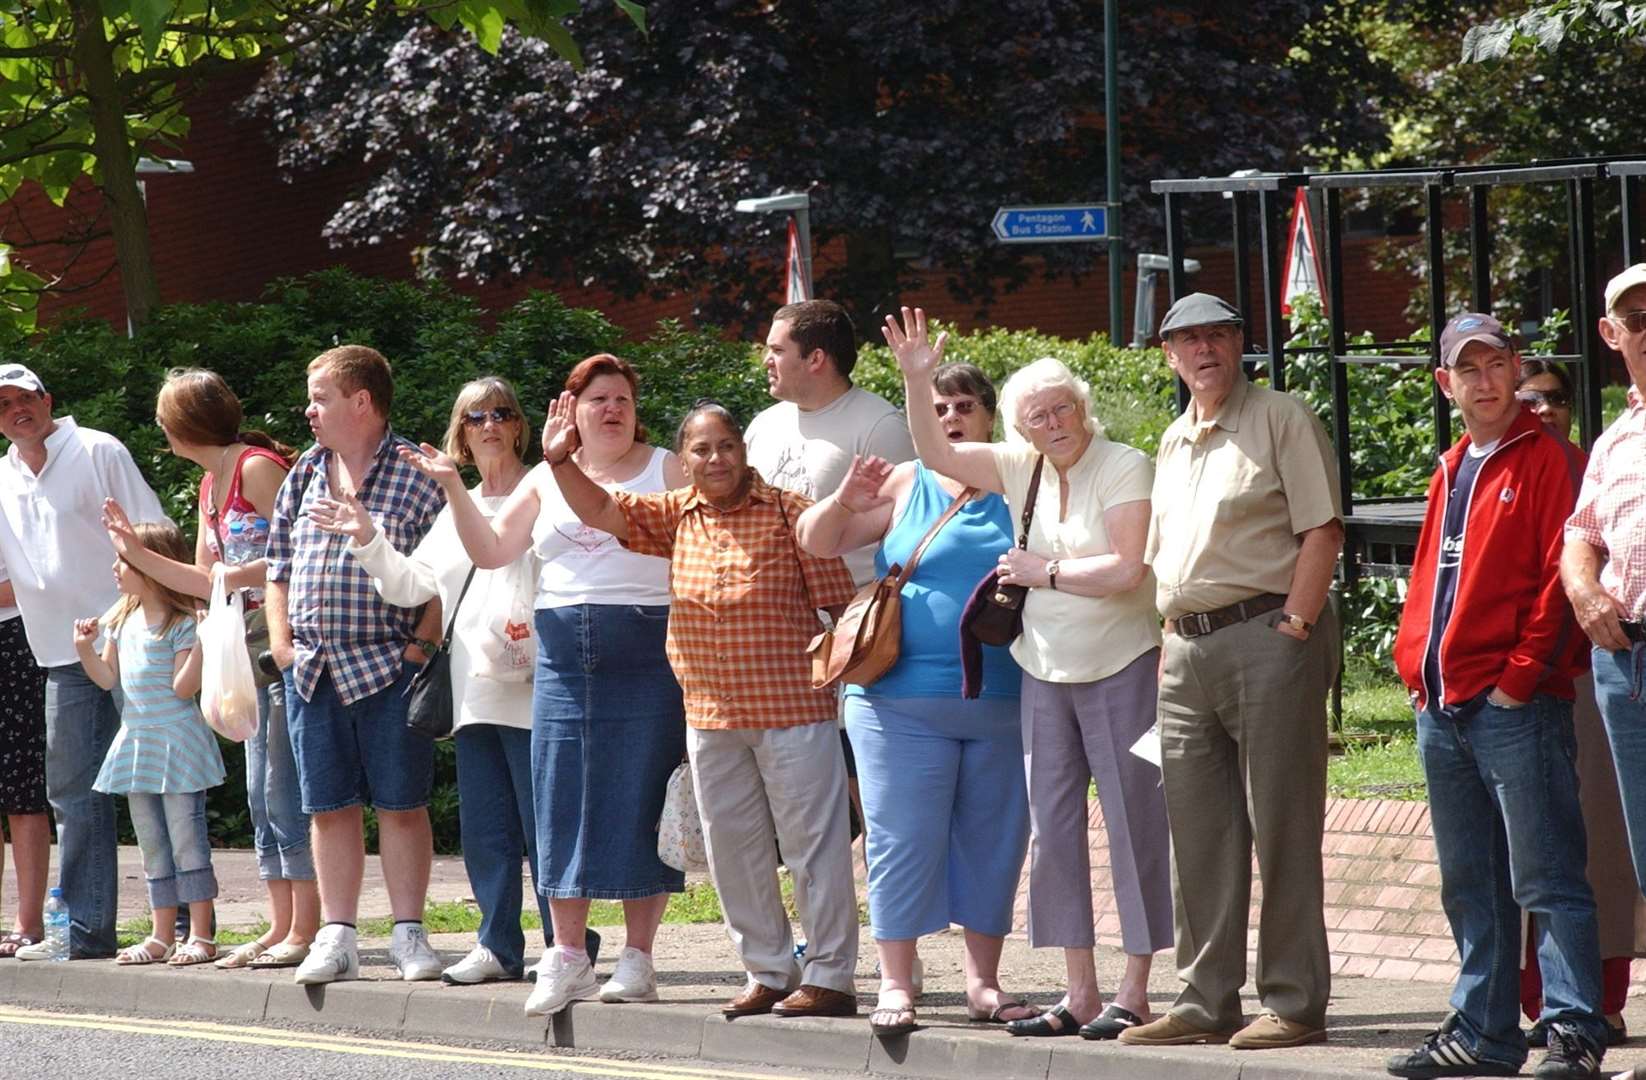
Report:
405,565,478,740
961,455,1045,647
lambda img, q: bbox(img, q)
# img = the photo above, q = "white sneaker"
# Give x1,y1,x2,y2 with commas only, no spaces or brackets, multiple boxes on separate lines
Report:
389,923,442,982
598,946,658,1003
441,945,513,985
14,940,56,962
524,950,598,1016
294,925,359,985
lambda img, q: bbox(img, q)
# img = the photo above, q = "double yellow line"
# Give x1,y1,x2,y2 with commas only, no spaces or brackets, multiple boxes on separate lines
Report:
0,1006,797,1079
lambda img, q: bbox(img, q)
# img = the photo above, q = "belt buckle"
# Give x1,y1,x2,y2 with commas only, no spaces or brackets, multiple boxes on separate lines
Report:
1182,612,1211,638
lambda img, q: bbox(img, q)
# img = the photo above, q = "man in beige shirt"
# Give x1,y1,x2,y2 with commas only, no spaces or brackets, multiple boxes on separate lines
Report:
1120,293,1343,1052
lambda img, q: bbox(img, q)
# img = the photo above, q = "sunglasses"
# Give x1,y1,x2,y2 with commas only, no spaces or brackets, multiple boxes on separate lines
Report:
1611,311,1646,334
461,406,518,426
934,399,980,418
1516,389,1571,409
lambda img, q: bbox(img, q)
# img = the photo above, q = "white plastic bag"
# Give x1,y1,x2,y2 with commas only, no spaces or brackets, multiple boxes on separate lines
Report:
657,761,708,873
199,568,260,742
471,555,537,683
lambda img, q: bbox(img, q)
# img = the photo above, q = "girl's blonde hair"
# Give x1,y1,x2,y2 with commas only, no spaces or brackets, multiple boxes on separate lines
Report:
996,356,1104,445
105,520,197,635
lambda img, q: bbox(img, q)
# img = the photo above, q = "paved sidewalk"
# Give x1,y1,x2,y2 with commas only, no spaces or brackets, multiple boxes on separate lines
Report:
3,849,1644,1078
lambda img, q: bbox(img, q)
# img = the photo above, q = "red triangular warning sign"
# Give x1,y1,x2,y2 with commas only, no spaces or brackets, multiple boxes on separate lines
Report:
1281,188,1327,316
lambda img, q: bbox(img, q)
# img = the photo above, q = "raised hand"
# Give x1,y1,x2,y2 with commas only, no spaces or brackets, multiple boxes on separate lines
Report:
835,455,895,515
882,306,949,379
397,442,464,490
308,489,378,545
101,498,138,559
72,617,100,649
541,391,581,465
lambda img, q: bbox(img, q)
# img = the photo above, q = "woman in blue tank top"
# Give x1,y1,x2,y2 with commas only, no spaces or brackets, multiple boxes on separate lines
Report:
796,363,1031,1037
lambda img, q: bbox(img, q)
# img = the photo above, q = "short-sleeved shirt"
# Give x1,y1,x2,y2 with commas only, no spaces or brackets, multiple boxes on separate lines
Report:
1146,376,1342,620
992,437,1162,683
744,387,916,587
264,429,445,705
1566,387,1646,620
612,469,855,730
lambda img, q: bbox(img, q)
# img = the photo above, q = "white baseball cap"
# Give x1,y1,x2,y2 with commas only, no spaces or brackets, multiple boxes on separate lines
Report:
0,364,44,394
1605,263,1646,314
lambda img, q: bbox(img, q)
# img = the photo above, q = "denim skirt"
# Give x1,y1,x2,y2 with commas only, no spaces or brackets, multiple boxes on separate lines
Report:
532,604,687,899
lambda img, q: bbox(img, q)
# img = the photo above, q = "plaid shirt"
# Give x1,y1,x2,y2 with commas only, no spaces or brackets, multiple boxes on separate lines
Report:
265,429,445,704
614,469,854,730
1567,386,1646,621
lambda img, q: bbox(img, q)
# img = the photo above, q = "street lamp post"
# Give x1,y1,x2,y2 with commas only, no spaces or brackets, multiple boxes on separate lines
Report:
735,191,812,302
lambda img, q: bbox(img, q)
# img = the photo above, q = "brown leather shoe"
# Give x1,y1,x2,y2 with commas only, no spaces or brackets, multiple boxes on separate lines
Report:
1117,1011,1236,1046
1228,1011,1326,1050
772,984,858,1018
722,982,790,1018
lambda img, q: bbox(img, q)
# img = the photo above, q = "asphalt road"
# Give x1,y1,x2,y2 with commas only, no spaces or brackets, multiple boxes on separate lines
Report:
0,1005,866,1080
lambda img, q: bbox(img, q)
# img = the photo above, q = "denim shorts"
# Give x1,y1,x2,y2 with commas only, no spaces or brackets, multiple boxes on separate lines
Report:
285,661,434,814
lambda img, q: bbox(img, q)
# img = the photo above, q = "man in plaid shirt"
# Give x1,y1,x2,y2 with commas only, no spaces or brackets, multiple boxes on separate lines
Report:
264,345,446,987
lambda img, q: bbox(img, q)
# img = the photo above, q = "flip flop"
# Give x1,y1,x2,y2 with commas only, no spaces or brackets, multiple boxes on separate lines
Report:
1006,1004,1082,1038
869,1004,919,1037
247,942,310,969
214,940,270,970
968,997,1039,1024
0,932,37,959
117,937,175,965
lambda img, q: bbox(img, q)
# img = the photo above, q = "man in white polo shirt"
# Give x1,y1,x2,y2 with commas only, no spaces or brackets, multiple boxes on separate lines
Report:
0,364,167,959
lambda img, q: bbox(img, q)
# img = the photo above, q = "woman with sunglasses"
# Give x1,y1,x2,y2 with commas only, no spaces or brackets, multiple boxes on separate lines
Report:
796,362,1033,1037
310,375,588,986
1513,359,1638,1047
396,356,688,1016
886,310,1172,1042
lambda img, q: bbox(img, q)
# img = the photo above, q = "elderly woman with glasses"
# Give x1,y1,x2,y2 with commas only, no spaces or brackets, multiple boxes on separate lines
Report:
401,356,690,1016
885,309,1172,1041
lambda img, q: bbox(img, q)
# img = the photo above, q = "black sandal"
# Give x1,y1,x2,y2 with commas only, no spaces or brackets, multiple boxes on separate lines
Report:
1006,1004,1081,1037
1079,1004,1143,1040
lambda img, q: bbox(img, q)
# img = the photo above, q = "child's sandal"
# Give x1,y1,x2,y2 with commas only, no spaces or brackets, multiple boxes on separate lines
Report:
169,937,217,966
117,937,175,965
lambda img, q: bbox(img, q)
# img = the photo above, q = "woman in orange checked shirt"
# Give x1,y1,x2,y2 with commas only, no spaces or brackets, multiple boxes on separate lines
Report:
544,394,862,1022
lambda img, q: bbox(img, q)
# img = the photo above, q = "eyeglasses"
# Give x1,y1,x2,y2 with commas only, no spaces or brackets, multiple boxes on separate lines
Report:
461,406,518,426
1611,311,1646,334
1516,389,1571,410
934,399,980,418
1023,401,1077,429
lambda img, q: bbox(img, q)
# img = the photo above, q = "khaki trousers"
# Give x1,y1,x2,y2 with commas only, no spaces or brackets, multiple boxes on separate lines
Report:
1158,604,1338,1030
687,721,859,994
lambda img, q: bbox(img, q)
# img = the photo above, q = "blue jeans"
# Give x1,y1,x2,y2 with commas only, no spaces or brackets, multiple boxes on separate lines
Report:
44,663,121,958
1593,645,1646,902
246,680,313,881
127,790,218,910
1417,694,1606,1065
455,723,547,974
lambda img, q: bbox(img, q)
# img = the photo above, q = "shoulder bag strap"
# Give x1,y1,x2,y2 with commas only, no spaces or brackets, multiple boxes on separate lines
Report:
1017,455,1046,549
893,485,977,588
433,565,479,656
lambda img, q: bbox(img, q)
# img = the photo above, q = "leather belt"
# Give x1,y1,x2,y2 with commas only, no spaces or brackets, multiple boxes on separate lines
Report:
1166,593,1287,639
1621,619,1646,645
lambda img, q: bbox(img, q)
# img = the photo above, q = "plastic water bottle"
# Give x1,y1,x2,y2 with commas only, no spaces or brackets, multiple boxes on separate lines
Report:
43,887,69,962
224,519,249,566
246,517,270,556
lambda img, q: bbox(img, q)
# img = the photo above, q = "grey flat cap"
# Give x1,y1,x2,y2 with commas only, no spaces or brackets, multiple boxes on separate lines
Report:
1159,292,1243,336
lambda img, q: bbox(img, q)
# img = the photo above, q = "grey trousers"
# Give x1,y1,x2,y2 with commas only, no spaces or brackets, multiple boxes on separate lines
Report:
1021,648,1173,954
1158,604,1339,1030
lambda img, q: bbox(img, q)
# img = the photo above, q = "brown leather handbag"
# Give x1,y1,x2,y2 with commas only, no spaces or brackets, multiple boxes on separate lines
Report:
808,485,976,690
961,455,1044,648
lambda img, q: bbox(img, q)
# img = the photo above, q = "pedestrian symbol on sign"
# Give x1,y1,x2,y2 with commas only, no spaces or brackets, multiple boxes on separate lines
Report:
1080,211,1097,232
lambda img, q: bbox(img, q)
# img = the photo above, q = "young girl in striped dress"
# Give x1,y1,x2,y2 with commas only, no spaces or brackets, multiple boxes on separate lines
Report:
73,519,225,966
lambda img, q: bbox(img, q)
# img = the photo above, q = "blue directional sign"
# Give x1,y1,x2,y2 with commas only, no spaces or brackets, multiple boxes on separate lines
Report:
991,204,1111,244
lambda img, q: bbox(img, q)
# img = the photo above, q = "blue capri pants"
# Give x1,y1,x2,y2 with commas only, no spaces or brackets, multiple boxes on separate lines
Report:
844,693,1030,940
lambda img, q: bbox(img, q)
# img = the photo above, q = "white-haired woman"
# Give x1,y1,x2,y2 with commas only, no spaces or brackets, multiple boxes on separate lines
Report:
885,308,1172,1041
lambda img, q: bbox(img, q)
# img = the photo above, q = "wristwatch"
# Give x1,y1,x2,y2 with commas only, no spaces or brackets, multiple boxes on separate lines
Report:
1046,560,1061,590
409,638,438,657
1280,612,1312,633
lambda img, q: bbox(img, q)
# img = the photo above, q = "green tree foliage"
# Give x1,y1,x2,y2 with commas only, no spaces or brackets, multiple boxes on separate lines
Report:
1462,0,1646,60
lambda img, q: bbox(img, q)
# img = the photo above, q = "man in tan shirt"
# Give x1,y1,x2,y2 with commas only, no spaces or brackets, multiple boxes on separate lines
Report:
1120,293,1343,1051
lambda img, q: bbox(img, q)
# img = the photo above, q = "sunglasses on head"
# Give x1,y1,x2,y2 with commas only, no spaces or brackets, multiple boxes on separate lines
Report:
1612,311,1646,334
461,406,518,426
934,399,980,418
1516,389,1571,409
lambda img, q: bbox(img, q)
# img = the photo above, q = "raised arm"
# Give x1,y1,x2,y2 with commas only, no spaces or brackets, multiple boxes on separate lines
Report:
884,307,1004,495
796,456,907,558
397,443,539,570
104,498,216,600
541,391,629,540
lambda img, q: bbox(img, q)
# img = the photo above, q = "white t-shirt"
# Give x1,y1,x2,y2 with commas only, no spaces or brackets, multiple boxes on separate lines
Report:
531,447,672,607
992,438,1162,684
0,417,168,667
744,386,916,586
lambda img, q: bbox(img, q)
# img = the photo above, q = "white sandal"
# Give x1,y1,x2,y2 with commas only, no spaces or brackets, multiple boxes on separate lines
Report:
169,936,218,966
116,937,175,965
214,940,269,970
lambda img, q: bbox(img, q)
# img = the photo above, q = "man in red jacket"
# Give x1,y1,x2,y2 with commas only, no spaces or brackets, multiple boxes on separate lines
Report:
1387,314,1602,1080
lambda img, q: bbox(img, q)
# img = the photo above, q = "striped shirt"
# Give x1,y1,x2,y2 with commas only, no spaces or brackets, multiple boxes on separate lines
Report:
265,429,445,704
613,469,855,730
93,616,225,795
